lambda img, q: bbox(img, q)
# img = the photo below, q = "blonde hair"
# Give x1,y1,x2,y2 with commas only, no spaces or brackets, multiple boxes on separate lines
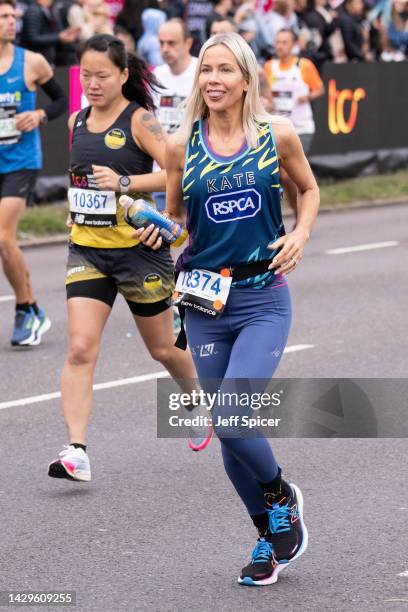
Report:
179,33,271,149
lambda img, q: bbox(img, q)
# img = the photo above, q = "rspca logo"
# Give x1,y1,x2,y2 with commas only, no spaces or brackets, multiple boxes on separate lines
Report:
205,189,261,223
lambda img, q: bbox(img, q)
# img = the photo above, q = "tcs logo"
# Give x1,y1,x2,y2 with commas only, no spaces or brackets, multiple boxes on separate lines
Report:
205,189,261,223
328,79,366,135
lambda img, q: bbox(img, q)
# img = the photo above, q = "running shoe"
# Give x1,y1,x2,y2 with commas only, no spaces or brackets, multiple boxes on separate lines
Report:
48,445,91,482
10,307,39,346
238,538,281,586
30,308,51,346
187,401,213,452
266,482,308,565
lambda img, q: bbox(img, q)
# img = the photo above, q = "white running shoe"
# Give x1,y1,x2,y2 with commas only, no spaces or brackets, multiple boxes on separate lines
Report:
48,445,91,482
30,308,51,346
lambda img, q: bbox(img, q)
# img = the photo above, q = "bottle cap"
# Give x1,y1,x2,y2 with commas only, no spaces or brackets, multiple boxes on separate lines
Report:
118,195,134,210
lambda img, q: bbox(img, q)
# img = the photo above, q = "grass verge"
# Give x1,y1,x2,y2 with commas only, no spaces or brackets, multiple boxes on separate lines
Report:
317,169,408,206
17,170,408,237
18,203,68,237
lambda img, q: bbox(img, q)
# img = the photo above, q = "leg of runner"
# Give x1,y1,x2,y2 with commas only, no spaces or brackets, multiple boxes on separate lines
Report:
48,297,111,482
134,306,213,451
0,196,50,346
185,284,307,585
134,306,196,380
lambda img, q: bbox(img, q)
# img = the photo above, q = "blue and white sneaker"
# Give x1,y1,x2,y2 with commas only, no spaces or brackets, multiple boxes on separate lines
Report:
10,307,39,346
238,538,281,586
30,308,51,346
266,482,308,566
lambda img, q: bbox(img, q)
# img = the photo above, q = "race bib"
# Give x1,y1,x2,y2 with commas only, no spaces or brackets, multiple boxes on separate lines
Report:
272,91,294,115
68,188,117,227
69,169,117,228
174,268,232,318
0,106,21,145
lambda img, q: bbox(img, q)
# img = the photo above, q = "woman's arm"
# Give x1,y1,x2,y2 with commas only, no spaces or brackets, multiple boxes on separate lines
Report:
268,119,320,274
92,108,168,192
164,133,187,225
134,133,186,249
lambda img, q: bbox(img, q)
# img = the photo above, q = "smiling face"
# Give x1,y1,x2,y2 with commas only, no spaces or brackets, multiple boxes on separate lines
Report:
80,50,128,108
198,44,248,114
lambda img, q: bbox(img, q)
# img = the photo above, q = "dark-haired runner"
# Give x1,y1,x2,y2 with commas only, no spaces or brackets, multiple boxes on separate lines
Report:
48,35,206,482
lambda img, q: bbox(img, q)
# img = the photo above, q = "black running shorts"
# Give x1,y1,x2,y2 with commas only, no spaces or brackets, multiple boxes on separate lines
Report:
66,241,174,317
0,169,38,200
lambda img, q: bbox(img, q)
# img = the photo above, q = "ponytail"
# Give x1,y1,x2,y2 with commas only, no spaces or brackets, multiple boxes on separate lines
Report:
79,34,160,111
123,52,160,112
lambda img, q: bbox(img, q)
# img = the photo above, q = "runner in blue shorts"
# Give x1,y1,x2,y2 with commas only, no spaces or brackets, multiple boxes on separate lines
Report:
137,32,319,586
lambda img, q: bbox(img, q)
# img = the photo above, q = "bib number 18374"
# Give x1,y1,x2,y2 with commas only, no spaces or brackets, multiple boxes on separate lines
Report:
174,268,232,318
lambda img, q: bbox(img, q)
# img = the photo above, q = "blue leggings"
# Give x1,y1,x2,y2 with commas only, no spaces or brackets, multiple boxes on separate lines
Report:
185,282,292,515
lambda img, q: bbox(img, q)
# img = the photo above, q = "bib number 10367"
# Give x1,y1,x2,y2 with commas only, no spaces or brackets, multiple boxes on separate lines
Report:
68,188,116,214
174,268,232,318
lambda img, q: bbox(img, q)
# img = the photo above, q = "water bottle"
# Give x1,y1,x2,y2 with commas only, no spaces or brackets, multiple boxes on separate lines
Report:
119,195,188,247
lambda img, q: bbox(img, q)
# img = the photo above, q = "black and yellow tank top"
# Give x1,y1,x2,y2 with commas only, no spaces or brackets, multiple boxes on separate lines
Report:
69,102,155,248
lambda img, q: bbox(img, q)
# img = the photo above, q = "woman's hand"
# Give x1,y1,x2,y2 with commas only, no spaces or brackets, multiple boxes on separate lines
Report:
268,227,310,275
66,213,73,228
92,165,120,190
134,224,163,250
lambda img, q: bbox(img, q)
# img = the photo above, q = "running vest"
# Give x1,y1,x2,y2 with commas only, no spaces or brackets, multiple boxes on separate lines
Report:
69,102,154,249
177,120,284,289
265,58,315,135
0,46,42,172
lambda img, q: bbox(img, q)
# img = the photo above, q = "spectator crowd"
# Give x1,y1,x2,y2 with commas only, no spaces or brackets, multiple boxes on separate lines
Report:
13,0,408,68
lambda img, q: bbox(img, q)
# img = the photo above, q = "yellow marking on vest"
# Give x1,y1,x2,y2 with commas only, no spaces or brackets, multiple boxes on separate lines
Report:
257,125,269,139
271,166,280,175
200,159,222,179
187,151,200,164
252,134,271,155
242,157,254,167
191,130,199,146
199,153,209,164
183,179,196,193
220,163,234,174
184,165,195,179
258,149,278,170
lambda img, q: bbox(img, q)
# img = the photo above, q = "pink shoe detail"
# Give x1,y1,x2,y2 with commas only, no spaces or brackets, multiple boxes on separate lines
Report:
188,425,213,452
62,461,76,474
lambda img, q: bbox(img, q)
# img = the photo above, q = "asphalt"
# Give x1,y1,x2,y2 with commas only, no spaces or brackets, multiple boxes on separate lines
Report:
0,203,407,612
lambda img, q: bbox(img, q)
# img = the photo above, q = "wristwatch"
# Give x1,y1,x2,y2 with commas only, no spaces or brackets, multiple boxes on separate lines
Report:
119,175,131,194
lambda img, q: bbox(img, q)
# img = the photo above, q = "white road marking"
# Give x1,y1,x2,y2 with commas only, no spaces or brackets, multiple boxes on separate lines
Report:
284,344,314,353
0,295,14,303
0,344,314,412
0,371,170,411
384,599,408,603
398,571,408,577
326,240,398,255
